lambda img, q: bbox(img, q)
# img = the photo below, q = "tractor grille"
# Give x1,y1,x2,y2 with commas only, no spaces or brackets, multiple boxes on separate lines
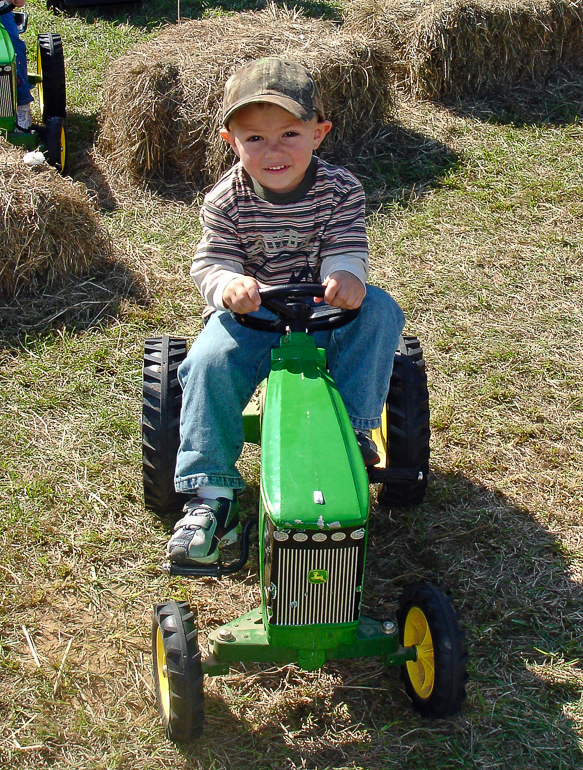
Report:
264,521,366,626
0,70,14,118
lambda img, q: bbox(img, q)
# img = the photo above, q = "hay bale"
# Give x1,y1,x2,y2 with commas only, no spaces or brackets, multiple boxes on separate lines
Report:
344,0,583,98
96,5,396,190
0,138,113,298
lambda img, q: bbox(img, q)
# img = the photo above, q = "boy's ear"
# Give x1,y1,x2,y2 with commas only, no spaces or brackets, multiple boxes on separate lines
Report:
312,120,332,150
220,127,240,157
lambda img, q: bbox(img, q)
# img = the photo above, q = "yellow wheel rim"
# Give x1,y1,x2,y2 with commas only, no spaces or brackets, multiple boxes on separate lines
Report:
404,606,435,699
371,404,388,467
155,626,170,719
59,126,66,170
37,46,44,115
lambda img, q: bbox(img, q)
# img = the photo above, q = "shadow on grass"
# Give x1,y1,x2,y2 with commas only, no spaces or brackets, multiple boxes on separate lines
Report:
443,69,583,128
167,471,583,769
0,258,148,347
319,123,460,210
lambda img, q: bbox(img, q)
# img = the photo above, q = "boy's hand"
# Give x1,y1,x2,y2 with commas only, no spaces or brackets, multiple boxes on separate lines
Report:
223,275,261,314
318,271,365,310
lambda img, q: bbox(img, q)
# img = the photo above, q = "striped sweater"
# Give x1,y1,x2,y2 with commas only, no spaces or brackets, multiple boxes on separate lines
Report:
191,156,369,310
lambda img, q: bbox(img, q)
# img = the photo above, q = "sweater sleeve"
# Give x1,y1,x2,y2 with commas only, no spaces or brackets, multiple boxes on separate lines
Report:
319,181,368,288
189,198,246,311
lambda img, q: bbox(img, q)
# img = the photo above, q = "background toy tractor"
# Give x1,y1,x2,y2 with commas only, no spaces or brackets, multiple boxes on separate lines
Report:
142,285,468,742
0,10,67,172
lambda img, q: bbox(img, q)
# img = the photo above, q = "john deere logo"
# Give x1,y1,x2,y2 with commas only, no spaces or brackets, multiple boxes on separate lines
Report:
308,569,328,584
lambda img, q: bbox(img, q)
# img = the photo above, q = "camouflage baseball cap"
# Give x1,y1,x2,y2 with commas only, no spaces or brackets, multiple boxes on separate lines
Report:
222,57,325,125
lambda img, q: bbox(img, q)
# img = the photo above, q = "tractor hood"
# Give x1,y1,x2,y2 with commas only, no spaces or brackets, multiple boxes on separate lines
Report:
260,334,369,529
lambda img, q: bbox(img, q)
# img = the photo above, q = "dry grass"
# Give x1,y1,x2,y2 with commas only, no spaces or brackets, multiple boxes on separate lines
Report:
1,1,583,768
344,0,583,97
95,4,396,192
2,88,583,766
0,138,114,299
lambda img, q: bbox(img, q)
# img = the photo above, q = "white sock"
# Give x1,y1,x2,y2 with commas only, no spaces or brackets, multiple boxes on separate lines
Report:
17,105,32,130
198,485,234,501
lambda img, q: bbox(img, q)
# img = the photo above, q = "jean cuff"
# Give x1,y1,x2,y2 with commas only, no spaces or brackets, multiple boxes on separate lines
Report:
175,473,246,493
348,416,382,431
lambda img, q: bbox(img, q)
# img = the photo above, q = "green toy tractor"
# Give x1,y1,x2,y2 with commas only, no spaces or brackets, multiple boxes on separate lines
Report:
142,285,469,742
0,13,67,172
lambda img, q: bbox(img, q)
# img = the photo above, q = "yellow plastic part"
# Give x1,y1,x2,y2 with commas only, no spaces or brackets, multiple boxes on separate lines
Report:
371,404,387,467
36,44,44,116
155,626,171,719
403,605,435,699
58,123,66,169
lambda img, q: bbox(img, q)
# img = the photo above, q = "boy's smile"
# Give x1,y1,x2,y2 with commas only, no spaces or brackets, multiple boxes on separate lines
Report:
220,103,332,194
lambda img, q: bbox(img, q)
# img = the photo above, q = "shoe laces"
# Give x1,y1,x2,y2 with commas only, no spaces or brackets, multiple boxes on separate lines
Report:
175,497,217,531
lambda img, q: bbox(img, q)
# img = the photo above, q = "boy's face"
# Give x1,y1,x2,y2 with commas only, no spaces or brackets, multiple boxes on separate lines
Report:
220,103,332,194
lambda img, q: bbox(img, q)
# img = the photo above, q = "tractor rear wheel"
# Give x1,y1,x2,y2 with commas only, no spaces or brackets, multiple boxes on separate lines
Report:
142,336,187,517
396,582,468,717
37,33,66,120
373,335,430,507
152,601,205,742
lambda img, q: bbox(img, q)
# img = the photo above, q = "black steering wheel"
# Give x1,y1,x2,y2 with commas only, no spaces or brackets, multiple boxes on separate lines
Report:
231,283,361,334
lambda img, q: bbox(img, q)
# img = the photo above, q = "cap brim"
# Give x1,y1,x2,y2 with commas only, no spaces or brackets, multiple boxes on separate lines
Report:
223,94,317,125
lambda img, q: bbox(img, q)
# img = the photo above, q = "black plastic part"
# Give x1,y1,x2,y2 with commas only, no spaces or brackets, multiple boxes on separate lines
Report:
152,601,205,742
232,283,360,333
44,116,67,173
396,582,468,718
167,516,258,578
368,466,422,483
37,33,66,120
377,335,430,507
142,336,188,517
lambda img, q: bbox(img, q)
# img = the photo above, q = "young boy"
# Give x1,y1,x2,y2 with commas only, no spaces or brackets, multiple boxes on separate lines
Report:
167,57,405,565
0,0,33,130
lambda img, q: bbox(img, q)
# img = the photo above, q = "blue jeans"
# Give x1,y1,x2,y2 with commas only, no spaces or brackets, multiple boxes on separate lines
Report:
175,284,405,493
1,13,32,106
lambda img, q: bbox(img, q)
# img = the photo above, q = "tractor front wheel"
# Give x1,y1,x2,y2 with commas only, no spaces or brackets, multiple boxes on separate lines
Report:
152,601,205,742
396,582,468,717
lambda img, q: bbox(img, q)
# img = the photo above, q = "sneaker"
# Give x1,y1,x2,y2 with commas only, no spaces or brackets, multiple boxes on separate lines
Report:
355,430,380,467
16,105,32,131
166,494,240,565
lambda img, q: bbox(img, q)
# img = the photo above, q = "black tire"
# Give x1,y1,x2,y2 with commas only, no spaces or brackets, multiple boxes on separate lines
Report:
152,601,205,742
46,0,66,11
396,582,468,718
44,116,67,174
37,33,66,120
376,335,430,507
142,336,187,516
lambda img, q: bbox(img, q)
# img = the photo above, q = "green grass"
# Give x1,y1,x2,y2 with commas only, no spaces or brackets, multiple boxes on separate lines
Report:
1,1,582,768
